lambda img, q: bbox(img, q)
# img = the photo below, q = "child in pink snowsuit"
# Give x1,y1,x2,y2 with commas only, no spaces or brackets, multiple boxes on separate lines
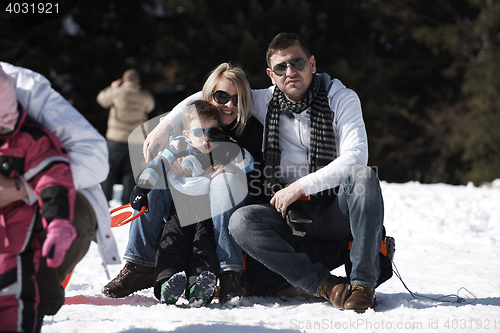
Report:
0,68,77,333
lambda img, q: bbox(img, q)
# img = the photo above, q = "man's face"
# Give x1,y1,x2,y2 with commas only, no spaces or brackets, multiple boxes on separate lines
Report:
266,45,316,103
183,118,219,153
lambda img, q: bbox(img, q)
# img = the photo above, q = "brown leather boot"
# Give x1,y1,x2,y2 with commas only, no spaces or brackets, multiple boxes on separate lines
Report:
319,275,350,310
344,284,376,313
102,261,154,298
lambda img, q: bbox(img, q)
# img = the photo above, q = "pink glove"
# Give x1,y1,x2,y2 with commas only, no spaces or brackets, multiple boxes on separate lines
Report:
41,219,78,268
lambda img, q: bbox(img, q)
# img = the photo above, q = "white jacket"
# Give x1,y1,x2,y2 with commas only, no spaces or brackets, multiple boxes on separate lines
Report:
0,62,120,268
250,74,369,196
164,73,368,196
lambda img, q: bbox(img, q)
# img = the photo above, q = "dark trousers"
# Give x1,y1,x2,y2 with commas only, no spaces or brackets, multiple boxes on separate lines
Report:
35,191,97,316
101,140,136,205
153,196,219,300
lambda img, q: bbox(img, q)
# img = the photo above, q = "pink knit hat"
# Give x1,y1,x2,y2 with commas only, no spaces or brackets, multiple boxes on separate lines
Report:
0,67,19,132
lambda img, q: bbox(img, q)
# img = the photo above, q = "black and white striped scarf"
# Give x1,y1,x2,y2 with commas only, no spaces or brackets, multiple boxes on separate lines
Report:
263,74,336,195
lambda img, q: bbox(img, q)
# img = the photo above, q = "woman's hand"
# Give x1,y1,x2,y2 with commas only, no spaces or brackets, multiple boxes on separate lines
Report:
143,119,172,163
270,181,305,218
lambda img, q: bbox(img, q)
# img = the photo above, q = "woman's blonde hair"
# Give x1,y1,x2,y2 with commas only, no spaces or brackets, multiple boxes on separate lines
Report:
202,63,252,135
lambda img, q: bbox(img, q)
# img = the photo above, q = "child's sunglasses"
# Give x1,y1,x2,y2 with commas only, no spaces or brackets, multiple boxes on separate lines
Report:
212,90,238,107
186,126,220,138
271,58,307,76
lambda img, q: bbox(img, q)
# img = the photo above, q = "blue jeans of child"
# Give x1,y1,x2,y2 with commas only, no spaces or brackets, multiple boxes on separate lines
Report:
229,165,384,297
123,173,247,273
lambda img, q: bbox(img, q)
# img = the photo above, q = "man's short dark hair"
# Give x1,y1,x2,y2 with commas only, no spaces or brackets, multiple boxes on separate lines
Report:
123,69,140,83
266,33,311,66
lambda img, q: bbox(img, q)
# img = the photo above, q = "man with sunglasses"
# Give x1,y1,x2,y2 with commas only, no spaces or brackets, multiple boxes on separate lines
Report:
229,33,387,313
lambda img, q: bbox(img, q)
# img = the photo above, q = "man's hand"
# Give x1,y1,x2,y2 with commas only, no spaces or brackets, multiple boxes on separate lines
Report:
111,79,122,88
270,181,305,218
0,173,28,208
143,119,172,163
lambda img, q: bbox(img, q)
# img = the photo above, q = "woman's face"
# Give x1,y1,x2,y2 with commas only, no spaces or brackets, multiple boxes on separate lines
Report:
211,78,239,127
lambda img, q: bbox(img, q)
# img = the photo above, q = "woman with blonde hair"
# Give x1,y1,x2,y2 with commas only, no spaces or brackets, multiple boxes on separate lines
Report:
103,63,264,306
199,62,252,135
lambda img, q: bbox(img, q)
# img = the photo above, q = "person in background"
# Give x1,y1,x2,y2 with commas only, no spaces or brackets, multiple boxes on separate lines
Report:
0,62,120,330
97,69,155,205
229,33,386,313
60,90,75,105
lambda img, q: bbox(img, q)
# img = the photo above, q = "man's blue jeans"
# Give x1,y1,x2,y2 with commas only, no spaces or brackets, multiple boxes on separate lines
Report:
124,173,247,273
229,165,384,297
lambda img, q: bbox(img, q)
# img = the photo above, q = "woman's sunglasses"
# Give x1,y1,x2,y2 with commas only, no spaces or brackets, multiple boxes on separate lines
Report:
271,58,307,76
212,90,238,107
186,126,220,138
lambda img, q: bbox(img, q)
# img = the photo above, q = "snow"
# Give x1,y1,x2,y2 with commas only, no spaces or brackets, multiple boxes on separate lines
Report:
41,181,500,333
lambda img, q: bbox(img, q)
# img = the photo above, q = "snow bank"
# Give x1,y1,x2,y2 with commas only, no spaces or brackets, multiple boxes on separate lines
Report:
41,182,500,333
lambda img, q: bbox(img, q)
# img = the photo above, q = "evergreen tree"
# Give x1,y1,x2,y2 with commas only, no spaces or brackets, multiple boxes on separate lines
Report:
1,0,497,184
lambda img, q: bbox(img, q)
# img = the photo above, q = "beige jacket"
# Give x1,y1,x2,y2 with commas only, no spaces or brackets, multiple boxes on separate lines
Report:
97,81,155,143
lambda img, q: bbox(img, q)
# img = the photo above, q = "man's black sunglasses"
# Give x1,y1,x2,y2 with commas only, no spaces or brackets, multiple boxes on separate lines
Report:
212,90,238,107
271,58,307,76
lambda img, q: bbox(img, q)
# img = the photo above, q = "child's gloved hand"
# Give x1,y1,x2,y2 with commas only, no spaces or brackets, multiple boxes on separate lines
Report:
42,219,78,268
130,186,150,211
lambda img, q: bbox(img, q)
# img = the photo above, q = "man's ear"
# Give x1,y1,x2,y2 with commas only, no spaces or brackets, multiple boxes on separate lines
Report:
266,67,276,85
309,55,317,74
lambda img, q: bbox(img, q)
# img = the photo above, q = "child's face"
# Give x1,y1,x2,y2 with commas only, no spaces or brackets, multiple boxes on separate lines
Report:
183,118,219,153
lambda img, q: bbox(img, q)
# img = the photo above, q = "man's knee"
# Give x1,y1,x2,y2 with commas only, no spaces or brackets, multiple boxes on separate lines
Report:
347,165,379,186
349,165,376,179
228,207,249,241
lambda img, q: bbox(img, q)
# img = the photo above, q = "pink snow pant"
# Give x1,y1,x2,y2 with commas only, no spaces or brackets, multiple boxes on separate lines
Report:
0,212,40,333
0,192,96,332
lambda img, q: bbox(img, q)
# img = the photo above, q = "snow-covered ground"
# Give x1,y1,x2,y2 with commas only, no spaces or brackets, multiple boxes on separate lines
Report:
41,181,500,333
